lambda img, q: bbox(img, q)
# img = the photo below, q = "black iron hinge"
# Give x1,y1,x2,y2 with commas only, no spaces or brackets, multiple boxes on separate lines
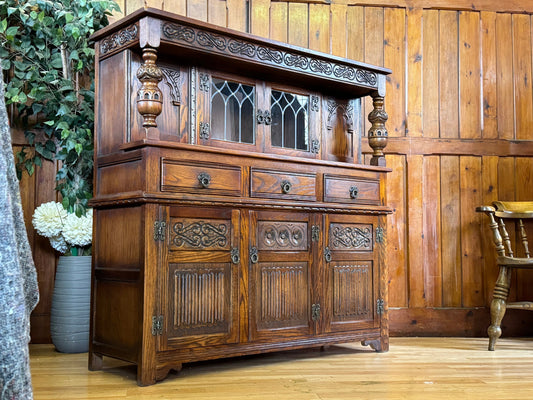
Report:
376,299,385,315
152,315,163,336
376,226,384,244
154,221,166,242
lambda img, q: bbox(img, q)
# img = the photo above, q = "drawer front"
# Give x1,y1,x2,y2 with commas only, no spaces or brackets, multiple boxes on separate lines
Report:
324,175,380,205
251,168,316,201
161,160,242,196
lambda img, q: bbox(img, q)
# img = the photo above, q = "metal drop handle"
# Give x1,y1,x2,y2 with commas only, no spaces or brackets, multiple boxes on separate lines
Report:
250,247,258,264
349,186,359,199
198,172,211,188
281,180,292,194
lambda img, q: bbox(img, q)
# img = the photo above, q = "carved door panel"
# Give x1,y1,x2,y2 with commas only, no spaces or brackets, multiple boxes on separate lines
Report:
249,211,314,341
160,206,240,349
322,214,380,333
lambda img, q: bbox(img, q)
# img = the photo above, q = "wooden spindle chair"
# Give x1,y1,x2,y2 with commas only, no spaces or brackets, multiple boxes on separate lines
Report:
477,201,533,350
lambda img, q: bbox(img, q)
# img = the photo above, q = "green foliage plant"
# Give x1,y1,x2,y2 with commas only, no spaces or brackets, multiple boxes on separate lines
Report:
0,0,119,216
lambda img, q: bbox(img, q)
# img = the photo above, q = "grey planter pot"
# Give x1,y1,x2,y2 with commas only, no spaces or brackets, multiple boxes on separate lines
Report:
50,255,91,353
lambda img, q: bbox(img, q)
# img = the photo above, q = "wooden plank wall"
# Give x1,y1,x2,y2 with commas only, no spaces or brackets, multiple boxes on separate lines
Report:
21,0,533,341
114,0,533,336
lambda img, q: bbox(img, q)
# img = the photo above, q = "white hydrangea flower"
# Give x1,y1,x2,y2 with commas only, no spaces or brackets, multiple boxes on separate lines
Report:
62,210,93,247
32,201,68,238
49,235,69,254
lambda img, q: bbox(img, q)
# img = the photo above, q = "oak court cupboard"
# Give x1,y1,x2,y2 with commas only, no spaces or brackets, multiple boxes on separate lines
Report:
89,7,392,385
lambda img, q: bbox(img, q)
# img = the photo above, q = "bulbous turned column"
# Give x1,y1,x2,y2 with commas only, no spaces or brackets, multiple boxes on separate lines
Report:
136,47,163,128
368,92,388,167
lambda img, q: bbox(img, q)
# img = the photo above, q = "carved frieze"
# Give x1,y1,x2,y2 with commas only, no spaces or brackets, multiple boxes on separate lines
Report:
329,223,372,250
258,222,307,251
170,219,229,249
100,23,138,55
161,22,378,88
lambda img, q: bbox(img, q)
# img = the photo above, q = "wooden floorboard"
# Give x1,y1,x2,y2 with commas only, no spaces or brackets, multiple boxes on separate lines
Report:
30,337,533,399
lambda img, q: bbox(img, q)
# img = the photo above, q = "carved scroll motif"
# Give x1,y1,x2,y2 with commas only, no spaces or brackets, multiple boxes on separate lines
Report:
161,22,379,88
171,221,228,249
330,224,372,250
161,67,181,106
100,23,138,54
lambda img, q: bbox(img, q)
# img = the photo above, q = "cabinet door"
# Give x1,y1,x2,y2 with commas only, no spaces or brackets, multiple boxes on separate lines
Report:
160,206,240,349
322,214,380,333
249,211,314,341
196,69,262,153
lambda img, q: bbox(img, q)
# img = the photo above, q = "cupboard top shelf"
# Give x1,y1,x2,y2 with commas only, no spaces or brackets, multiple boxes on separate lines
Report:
92,7,391,98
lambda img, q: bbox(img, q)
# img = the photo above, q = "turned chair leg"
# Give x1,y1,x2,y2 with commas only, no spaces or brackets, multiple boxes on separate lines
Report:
487,266,511,351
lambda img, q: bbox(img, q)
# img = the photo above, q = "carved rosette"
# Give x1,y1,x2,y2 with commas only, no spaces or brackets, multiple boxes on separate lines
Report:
136,48,163,127
367,93,389,166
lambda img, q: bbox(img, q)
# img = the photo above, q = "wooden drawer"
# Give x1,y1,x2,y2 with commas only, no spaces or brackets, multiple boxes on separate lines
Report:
324,175,380,205
251,168,316,201
161,159,242,196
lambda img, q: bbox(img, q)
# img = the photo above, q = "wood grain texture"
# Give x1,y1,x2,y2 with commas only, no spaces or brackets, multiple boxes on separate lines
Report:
30,337,533,399
459,11,481,139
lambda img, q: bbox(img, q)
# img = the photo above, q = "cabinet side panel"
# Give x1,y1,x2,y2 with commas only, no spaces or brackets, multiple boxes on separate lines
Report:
97,53,127,156
92,206,144,362
94,207,143,268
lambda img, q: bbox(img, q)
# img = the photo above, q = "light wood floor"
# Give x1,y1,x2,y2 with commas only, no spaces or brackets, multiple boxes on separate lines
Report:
30,337,533,399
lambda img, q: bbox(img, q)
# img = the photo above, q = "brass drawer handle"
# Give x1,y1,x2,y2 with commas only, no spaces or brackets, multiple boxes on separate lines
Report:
281,180,292,194
198,172,211,188
349,185,358,199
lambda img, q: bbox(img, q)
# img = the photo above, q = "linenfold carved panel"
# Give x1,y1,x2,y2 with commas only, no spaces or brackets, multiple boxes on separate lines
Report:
170,263,229,335
258,221,307,251
332,264,371,319
258,263,308,329
170,218,230,250
161,22,378,88
329,223,373,251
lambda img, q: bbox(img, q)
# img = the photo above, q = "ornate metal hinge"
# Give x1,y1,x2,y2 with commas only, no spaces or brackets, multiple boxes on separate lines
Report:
154,221,166,242
199,122,210,139
311,139,320,154
376,299,384,315
376,227,384,243
311,225,320,242
152,315,163,336
311,303,321,322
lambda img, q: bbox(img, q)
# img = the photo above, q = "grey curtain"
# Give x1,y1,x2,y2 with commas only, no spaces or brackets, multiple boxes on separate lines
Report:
0,66,40,399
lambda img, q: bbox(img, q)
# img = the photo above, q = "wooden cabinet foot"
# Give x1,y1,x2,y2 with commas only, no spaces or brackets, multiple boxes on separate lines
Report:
88,352,103,371
362,338,388,353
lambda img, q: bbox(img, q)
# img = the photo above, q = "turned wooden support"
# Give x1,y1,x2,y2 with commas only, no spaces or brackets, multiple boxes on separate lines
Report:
136,47,163,128
367,92,388,167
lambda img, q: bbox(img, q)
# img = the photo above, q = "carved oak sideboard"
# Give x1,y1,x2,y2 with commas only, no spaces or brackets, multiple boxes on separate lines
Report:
89,8,392,386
